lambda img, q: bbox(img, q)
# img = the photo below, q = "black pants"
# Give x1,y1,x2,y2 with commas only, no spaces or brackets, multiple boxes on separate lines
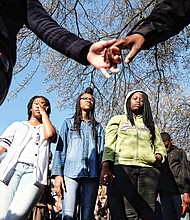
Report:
0,51,13,106
107,165,160,220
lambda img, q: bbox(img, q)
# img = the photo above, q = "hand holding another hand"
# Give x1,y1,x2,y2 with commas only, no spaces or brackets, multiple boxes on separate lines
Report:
100,161,115,186
107,34,145,64
87,39,121,78
54,176,65,198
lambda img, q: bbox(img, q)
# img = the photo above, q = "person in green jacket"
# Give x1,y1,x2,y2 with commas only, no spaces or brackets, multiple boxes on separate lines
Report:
100,89,167,220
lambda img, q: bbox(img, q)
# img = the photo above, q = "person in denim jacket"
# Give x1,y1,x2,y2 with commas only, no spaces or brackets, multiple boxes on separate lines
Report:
51,87,105,220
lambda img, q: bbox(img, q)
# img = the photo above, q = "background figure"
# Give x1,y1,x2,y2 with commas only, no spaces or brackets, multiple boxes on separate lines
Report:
100,90,167,220
52,87,105,220
0,95,57,220
0,0,119,107
107,0,190,64
159,132,190,220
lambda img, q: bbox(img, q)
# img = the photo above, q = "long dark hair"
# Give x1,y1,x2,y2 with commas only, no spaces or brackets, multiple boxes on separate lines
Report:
27,95,51,120
126,92,156,144
73,87,97,137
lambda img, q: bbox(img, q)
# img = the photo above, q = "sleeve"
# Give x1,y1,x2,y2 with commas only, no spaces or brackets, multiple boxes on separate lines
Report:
154,125,167,162
133,0,190,49
0,122,18,150
102,116,120,163
51,119,69,177
179,149,190,193
26,0,93,65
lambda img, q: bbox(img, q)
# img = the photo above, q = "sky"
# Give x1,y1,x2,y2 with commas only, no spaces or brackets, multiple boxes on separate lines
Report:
0,64,73,154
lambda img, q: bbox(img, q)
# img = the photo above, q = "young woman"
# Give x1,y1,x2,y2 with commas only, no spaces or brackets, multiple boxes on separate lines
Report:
52,87,105,220
0,95,57,220
100,90,167,220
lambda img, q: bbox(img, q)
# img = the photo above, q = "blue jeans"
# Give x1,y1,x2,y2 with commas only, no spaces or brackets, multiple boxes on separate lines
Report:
62,176,99,220
108,165,160,220
0,162,45,220
160,194,181,220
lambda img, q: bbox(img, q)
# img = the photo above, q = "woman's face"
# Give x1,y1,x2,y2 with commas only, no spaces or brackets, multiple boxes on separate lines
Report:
80,93,94,112
130,92,144,114
30,97,47,119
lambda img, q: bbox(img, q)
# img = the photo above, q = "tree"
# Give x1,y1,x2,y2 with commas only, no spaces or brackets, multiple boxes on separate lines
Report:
9,0,190,153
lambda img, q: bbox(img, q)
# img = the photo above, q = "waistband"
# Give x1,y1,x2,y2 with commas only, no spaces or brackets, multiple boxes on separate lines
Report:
17,161,34,167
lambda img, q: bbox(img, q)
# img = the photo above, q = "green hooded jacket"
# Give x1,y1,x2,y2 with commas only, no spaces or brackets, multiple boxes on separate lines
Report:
102,90,166,167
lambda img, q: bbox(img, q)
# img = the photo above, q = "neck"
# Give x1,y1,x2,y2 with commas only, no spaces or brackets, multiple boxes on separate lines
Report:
28,117,42,126
82,111,90,122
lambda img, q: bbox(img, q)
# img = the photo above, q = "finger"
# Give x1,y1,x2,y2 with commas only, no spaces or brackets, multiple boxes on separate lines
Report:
108,47,121,65
100,39,117,48
104,48,111,67
109,65,120,74
99,68,111,78
111,38,128,49
125,47,139,64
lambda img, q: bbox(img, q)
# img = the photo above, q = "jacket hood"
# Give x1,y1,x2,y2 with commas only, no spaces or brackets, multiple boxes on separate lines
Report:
124,90,148,114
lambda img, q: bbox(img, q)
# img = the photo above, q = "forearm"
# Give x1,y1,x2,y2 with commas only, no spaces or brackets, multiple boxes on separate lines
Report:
133,0,190,49
41,112,57,142
26,0,92,65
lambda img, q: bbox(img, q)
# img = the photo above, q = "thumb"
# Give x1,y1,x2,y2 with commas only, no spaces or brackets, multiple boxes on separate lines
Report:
100,39,117,48
125,47,139,64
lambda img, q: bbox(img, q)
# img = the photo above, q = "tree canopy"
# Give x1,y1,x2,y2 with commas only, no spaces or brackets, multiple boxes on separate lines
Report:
10,0,190,152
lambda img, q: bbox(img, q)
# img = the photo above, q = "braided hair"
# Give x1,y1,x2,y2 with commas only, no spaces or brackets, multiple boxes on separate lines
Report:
126,92,156,144
73,87,97,137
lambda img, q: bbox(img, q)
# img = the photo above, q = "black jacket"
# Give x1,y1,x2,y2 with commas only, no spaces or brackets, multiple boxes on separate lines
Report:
133,0,190,49
0,0,92,66
159,145,190,195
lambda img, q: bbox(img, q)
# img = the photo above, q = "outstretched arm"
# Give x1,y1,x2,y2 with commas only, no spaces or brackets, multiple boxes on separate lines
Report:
27,0,120,78
108,0,190,64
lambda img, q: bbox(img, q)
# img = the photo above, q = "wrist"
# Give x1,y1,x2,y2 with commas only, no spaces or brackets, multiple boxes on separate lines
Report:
155,153,163,162
102,161,111,171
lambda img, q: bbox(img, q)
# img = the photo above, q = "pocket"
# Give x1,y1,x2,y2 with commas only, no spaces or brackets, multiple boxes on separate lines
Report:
141,152,156,164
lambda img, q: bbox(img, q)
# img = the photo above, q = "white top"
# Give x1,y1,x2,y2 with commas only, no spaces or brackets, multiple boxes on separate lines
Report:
18,124,41,165
0,121,56,185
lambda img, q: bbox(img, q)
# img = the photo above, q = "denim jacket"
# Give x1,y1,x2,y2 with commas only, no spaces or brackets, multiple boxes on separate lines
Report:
52,118,105,178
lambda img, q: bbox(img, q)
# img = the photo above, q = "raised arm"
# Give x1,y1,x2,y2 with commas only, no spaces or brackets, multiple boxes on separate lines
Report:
38,99,57,142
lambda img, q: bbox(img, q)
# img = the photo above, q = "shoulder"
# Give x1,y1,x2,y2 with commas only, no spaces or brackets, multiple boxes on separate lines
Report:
10,121,28,129
62,117,73,124
108,114,126,124
60,118,74,129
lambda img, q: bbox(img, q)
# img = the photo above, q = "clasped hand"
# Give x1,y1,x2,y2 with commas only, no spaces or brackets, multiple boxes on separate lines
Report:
89,34,145,78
